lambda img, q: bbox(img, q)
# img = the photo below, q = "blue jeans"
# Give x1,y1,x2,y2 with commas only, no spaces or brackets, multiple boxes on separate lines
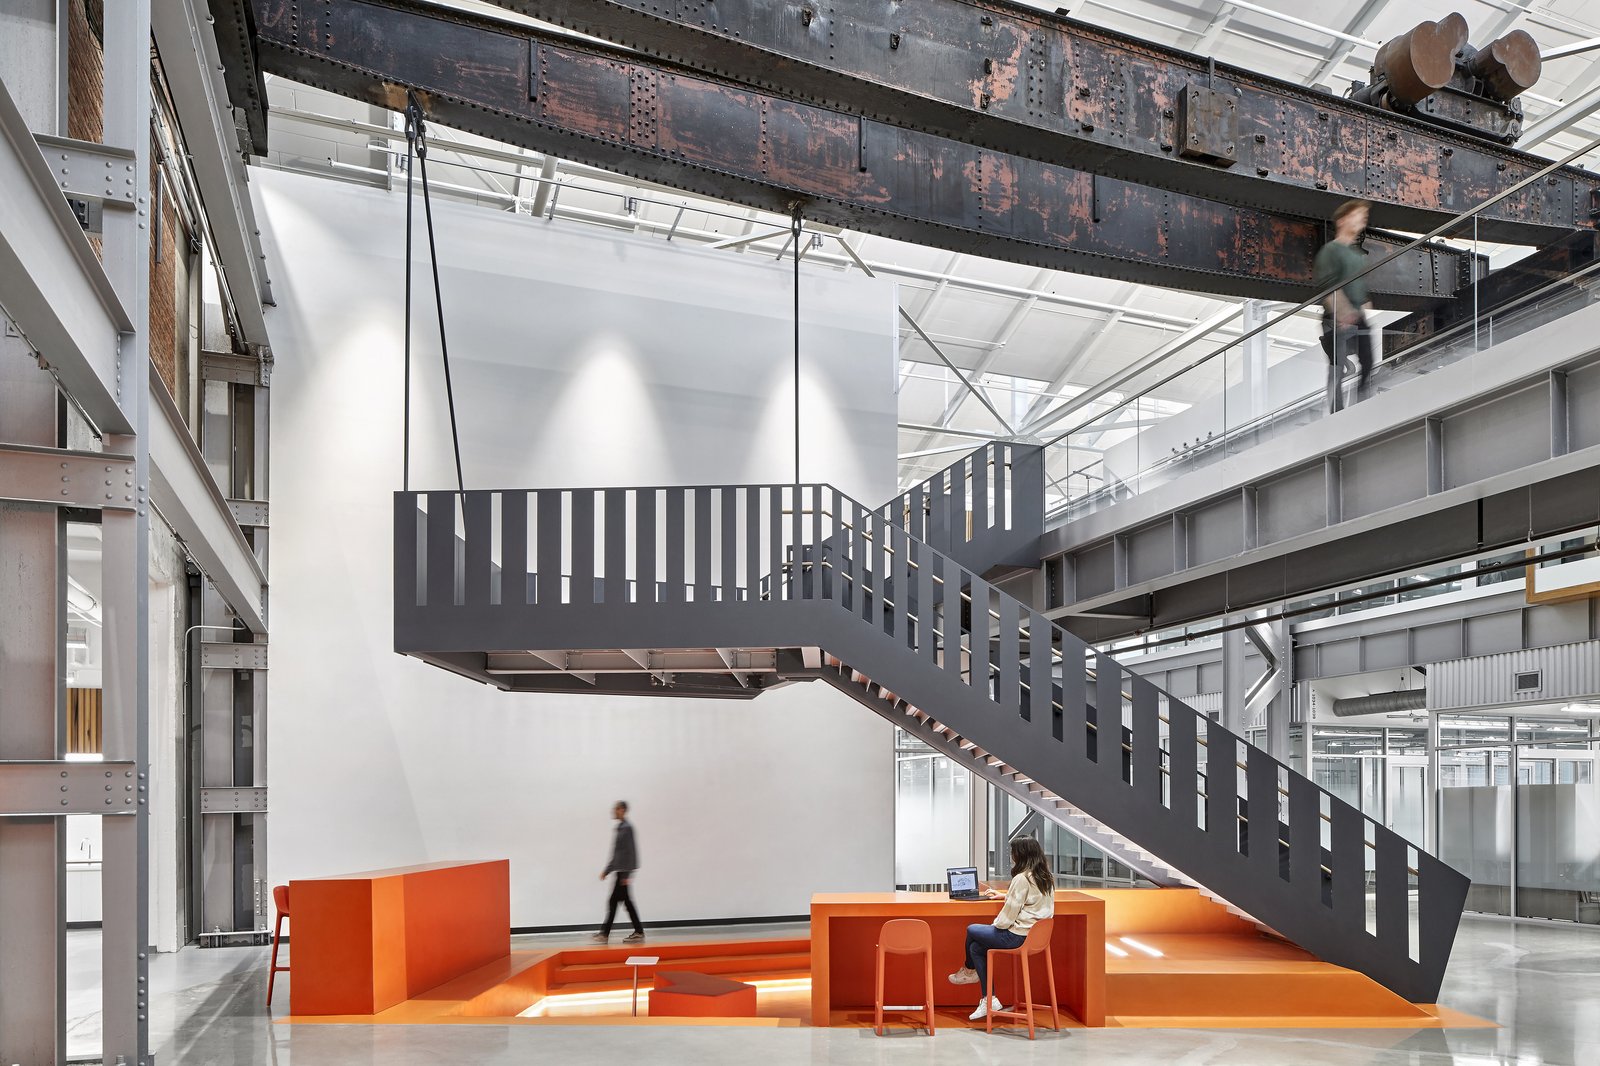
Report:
965,924,1025,997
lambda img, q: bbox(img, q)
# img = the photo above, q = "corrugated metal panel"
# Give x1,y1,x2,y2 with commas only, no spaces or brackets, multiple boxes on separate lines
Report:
1426,641,1600,711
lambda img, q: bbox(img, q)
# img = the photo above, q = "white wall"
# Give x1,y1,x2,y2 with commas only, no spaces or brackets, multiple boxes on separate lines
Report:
255,169,899,926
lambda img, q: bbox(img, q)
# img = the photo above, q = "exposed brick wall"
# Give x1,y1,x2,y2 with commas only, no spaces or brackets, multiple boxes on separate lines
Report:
66,0,103,144
67,0,191,401
149,146,181,398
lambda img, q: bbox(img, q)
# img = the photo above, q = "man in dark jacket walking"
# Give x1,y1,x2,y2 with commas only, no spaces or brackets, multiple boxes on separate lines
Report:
1313,199,1376,413
595,800,644,943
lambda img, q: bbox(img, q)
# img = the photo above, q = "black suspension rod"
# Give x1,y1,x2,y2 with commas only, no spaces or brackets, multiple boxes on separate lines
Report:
792,205,802,488
408,95,467,496
402,100,417,491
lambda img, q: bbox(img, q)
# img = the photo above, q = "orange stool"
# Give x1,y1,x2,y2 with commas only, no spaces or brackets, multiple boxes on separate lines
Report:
985,917,1059,1039
874,917,936,1036
267,885,290,1006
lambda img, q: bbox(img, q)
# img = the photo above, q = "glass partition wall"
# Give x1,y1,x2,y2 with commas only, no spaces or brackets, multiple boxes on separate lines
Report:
891,726,1150,890
987,793,1143,889
1309,713,1600,924
893,729,972,890
899,714,1596,919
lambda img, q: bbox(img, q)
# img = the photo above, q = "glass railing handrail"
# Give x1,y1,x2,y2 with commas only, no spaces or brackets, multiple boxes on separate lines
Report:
1047,254,1600,518
1371,256,1600,358
1048,254,1600,519
1034,130,1600,451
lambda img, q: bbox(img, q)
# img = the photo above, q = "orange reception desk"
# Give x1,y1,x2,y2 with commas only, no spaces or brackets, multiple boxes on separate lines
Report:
289,860,510,1016
810,891,1105,1026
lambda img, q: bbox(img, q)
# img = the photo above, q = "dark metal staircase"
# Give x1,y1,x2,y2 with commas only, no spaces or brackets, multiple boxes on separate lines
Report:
393,444,1469,1002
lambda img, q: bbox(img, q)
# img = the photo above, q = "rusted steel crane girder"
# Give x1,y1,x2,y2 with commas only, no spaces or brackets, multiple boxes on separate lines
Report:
490,0,1600,244
245,0,1470,308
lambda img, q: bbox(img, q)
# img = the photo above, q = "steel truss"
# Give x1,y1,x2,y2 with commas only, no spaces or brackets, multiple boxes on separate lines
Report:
235,0,1472,308
486,0,1600,242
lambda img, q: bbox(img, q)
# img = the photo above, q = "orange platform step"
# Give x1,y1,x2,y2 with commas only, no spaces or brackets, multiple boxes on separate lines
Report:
1104,933,1431,1022
649,970,759,1018
549,940,809,988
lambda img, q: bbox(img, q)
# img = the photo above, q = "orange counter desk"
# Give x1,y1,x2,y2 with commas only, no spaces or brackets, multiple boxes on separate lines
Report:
289,860,509,1016
810,891,1105,1027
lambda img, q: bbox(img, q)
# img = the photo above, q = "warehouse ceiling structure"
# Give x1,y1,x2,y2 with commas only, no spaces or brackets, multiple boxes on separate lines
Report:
250,0,1600,503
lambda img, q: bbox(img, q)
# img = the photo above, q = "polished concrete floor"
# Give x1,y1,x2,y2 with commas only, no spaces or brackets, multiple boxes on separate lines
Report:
65,915,1600,1065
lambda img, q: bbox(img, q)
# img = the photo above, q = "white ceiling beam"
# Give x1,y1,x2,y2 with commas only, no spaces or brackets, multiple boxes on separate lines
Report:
1520,82,1600,146
1190,2,1237,53
1302,0,1386,87
837,234,1016,435
1543,36,1600,62
930,267,1052,429
1473,0,1537,46
1024,305,1242,440
1017,282,1139,428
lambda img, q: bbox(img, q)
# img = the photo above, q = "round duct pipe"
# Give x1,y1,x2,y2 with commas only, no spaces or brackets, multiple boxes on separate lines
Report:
1331,689,1427,718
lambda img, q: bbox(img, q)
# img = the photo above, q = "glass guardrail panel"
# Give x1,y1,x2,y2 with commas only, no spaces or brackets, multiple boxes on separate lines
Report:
1043,256,1600,529
1221,339,1329,460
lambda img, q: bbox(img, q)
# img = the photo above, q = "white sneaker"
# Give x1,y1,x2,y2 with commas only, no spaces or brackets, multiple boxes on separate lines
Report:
947,968,978,986
968,996,1002,1021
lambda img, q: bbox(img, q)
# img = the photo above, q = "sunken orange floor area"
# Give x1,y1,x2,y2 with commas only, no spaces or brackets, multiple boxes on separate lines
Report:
277,889,1493,1030
279,938,815,1026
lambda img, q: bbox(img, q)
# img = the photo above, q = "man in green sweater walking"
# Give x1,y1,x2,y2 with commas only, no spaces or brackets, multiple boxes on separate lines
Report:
1312,199,1375,413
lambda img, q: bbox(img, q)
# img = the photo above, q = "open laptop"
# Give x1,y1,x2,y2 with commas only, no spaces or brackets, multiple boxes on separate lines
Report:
946,866,981,900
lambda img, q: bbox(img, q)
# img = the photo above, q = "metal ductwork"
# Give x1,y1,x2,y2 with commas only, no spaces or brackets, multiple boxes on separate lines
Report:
1332,689,1427,717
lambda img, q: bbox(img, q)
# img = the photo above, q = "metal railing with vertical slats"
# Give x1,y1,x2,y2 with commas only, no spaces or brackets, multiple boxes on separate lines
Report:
394,464,1468,1003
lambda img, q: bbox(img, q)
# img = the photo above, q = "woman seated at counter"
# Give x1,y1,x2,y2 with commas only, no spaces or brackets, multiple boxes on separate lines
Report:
946,835,1055,1021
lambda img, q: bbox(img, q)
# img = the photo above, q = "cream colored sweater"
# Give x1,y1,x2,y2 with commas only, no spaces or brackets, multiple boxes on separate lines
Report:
992,873,1054,935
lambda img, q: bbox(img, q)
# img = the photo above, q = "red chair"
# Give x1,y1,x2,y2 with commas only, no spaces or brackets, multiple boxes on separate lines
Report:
873,917,936,1036
984,917,1060,1039
267,885,290,1006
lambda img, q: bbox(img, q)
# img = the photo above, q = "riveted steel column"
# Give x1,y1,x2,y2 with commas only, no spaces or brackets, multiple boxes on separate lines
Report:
0,322,67,1066
248,368,269,931
198,584,238,933
100,1,154,1061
